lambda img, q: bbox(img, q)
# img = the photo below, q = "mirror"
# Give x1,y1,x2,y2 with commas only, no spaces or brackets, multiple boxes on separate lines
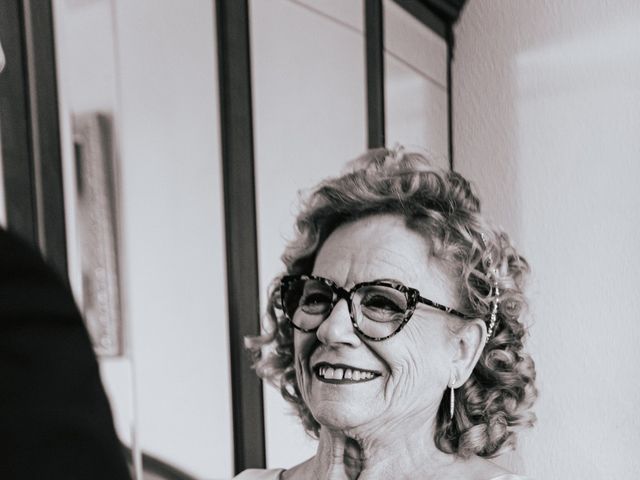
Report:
52,0,232,478
50,1,452,478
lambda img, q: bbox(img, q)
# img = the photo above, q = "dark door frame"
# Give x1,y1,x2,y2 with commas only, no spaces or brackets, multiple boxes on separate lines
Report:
0,0,67,280
216,0,266,473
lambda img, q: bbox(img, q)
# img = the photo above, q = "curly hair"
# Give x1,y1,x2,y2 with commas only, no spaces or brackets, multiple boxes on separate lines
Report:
247,147,537,458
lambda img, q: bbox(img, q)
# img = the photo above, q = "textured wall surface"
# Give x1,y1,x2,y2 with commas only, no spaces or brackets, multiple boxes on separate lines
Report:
454,1,640,478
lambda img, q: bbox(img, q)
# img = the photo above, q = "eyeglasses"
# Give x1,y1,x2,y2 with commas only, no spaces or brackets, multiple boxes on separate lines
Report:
280,274,473,341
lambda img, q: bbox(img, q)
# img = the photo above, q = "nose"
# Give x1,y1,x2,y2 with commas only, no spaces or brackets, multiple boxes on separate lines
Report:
315,298,362,347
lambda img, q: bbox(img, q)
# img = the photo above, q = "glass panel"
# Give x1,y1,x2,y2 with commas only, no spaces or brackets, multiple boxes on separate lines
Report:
52,1,232,478
384,0,449,168
51,0,142,472
250,0,366,469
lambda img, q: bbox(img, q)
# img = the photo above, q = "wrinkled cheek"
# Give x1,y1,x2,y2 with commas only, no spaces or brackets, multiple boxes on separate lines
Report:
293,336,314,404
384,359,424,405
295,353,316,412
390,360,445,415
294,354,305,387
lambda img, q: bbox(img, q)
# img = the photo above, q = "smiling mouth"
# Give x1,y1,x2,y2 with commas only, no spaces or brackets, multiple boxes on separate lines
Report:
313,362,381,384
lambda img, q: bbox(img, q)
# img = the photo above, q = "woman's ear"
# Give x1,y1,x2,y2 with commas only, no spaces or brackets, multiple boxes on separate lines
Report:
451,319,486,385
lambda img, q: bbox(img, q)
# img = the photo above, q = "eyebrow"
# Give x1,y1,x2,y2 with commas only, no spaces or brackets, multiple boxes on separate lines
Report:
327,276,410,289
374,277,407,286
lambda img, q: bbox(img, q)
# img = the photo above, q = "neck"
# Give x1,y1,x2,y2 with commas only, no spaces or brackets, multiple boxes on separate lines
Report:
307,411,457,480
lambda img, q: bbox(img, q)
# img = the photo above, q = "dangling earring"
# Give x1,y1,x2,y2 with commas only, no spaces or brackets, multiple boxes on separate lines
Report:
449,375,456,419
486,281,500,341
480,232,501,343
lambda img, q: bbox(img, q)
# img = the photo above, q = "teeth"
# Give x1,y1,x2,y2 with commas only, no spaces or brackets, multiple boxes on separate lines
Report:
317,365,376,381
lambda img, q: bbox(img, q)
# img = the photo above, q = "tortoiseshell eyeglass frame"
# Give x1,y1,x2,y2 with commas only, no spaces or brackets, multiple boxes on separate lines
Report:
280,274,476,342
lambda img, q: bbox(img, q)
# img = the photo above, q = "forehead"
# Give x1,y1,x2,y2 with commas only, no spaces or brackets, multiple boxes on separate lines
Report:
312,214,453,298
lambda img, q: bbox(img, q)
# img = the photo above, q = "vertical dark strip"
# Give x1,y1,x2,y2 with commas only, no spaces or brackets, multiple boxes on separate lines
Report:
365,0,385,149
0,0,37,246
0,0,67,279
23,0,68,279
446,24,454,171
216,0,266,473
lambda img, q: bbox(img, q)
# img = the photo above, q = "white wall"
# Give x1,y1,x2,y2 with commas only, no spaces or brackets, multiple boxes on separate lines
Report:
53,1,233,479
453,1,640,478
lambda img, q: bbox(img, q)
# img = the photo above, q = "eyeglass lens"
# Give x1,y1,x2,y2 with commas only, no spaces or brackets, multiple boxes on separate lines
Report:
282,277,409,338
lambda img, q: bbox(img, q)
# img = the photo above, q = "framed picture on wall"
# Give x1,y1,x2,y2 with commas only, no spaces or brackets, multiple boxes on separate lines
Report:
72,111,123,357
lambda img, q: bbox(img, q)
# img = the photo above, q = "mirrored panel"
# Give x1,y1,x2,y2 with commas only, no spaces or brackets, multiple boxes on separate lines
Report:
384,0,449,167
249,0,367,469
52,1,233,478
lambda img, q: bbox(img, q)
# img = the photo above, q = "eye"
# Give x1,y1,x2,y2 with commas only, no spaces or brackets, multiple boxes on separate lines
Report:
356,285,408,324
361,293,404,313
300,292,331,305
299,289,332,314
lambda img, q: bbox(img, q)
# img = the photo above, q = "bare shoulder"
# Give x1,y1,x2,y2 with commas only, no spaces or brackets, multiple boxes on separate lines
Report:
471,457,532,479
462,456,521,480
280,457,315,480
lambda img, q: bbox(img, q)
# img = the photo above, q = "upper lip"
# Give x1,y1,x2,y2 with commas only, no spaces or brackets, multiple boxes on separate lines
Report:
312,361,382,375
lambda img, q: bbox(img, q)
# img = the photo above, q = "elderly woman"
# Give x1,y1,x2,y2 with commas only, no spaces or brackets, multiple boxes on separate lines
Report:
236,149,536,480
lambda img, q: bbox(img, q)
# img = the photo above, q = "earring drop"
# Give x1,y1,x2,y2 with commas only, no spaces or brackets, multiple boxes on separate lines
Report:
486,281,500,341
480,233,501,342
449,376,456,419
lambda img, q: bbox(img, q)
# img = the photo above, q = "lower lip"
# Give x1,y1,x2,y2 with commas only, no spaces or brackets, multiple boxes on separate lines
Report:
314,371,379,384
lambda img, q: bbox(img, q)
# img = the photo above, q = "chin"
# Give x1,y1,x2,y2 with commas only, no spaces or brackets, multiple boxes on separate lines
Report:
310,401,372,431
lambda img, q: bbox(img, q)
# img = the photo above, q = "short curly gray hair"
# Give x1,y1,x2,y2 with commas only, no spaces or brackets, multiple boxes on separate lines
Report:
247,148,537,458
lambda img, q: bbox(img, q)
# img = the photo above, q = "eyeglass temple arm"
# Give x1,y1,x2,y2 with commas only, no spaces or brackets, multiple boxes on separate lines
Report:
416,295,476,320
